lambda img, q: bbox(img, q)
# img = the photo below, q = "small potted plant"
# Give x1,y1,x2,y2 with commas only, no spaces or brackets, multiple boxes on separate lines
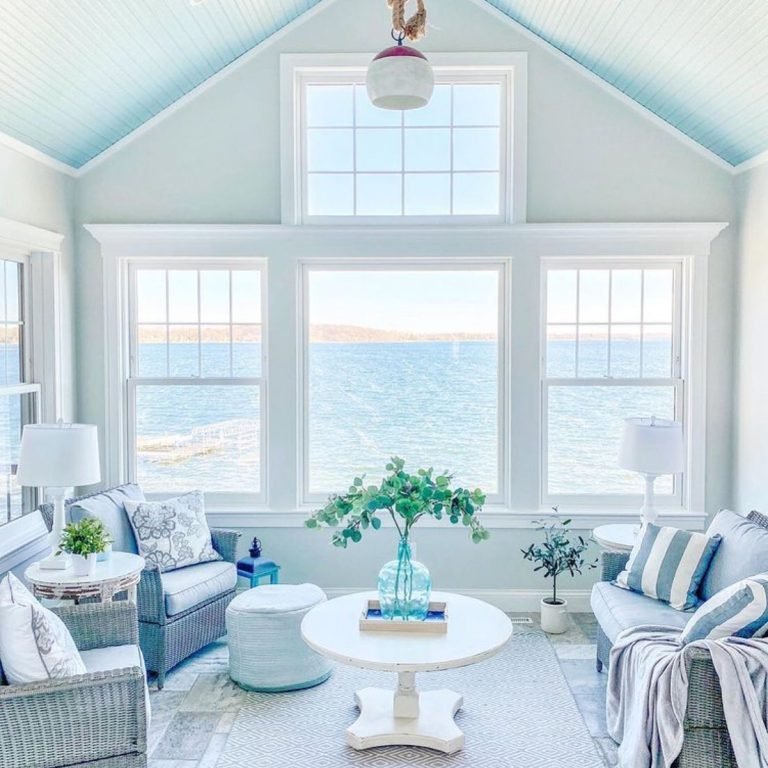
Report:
58,517,110,578
521,509,597,634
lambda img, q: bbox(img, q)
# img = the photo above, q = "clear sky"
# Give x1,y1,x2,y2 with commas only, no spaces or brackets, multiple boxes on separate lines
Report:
309,270,499,334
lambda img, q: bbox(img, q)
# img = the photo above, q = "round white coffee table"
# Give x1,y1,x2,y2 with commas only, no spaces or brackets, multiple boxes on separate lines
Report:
301,590,512,754
25,552,145,604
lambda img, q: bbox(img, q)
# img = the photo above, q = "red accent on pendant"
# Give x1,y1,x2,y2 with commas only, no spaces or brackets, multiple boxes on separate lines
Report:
373,45,428,62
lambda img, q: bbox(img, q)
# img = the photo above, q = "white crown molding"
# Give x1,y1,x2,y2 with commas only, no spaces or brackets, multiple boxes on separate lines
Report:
74,0,344,177
463,0,736,175
733,147,768,175
0,217,65,257
0,130,77,177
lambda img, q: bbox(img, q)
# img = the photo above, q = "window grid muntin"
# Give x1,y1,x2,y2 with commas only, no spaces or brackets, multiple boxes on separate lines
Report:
126,262,267,501
300,261,507,505
545,266,678,380
542,260,685,504
301,72,508,220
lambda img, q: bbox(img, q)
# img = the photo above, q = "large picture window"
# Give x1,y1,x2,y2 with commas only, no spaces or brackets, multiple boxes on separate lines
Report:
542,261,684,502
302,265,504,501
127,263,266,500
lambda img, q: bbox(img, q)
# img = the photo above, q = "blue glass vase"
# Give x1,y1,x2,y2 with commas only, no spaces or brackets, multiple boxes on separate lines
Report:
377,537,431,620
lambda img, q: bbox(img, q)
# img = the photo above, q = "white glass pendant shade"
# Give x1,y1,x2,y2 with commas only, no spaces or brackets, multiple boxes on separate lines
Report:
366,45,434,110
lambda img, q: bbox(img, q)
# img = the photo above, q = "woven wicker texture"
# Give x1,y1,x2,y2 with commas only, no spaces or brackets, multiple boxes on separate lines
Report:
0,603,147,768
227,585,332,691
595,518,768,767
39,487,241,689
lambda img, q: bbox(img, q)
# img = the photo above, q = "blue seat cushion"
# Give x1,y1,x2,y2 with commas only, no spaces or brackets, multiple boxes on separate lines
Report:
160,561,237,617
700,509,768,600
69,484,144,554
591,581,690,643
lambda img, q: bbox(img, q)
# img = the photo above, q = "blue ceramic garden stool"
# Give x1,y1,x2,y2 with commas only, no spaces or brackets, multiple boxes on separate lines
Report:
226,584,332,692
236,556,281,587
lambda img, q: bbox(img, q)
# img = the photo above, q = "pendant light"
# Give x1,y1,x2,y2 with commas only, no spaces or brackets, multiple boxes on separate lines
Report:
366,0,434,111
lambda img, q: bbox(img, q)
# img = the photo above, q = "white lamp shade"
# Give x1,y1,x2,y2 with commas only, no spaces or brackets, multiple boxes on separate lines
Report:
366,45,434,110
17,423,101,488
618,417,684,476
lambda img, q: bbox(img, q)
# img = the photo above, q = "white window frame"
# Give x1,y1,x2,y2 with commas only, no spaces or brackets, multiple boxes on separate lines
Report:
87,223,723,529
280,53,528,226
124,258,269,509
298,259,509,507
0,217,63,567
540,258,686,508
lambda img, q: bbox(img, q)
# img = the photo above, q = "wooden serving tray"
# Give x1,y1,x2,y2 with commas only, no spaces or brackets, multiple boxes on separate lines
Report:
359,599,448,634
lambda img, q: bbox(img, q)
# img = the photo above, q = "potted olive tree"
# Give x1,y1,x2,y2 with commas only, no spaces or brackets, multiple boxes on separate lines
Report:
521,510,597,634
58,517,110,577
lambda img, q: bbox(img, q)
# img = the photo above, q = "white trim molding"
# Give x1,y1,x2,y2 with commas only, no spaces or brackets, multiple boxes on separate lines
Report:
86,222,725,525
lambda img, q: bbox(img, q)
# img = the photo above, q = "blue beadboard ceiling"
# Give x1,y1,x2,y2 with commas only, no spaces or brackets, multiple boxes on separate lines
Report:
1,0,767,170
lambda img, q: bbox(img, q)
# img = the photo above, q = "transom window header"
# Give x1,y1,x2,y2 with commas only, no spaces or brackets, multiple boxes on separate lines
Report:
281,53,528,226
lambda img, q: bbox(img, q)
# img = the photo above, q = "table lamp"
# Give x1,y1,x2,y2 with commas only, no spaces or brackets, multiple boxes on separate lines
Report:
17,422,101,569
618,416,683,526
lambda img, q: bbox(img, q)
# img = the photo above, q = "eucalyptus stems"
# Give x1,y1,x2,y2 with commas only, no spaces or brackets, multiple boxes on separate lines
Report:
304,456,489,546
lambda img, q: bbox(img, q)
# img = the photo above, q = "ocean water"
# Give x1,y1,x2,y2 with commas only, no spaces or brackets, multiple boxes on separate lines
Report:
134,339,675,497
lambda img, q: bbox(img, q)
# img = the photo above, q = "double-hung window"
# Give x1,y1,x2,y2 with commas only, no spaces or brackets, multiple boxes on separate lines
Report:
0,256,40,526
542,260,684,505
126,263,266,504
301,263,505,504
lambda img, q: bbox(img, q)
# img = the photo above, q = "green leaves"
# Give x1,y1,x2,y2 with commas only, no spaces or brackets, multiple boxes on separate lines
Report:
58,516,110,557
303,456,489,547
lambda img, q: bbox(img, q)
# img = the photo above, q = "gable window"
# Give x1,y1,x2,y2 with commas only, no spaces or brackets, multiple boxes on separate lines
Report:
542,260,684,505
0,257,40,526
126,262,266,503
282,53,527,225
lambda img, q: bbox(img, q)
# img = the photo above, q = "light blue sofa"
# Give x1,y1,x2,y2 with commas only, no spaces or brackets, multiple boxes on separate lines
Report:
41,484,241,688
591,509,768,768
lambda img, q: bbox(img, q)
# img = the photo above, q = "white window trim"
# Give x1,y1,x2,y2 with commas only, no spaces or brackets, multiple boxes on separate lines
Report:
540,257,686,508
280,52,528,226
86,221,725,528
121,258,268,508
298,259,509,508
0,217,64,563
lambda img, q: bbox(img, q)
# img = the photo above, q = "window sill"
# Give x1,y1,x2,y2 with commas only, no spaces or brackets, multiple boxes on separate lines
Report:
0,512,50,573
206,506,707,530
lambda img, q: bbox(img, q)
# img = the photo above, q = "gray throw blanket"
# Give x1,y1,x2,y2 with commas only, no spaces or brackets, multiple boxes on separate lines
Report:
606,625,768,768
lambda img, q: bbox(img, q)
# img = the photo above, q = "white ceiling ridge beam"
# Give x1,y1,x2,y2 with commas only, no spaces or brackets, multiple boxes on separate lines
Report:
0,129,77,177
462,0,736,176
733,146,768,175
74,0,344,177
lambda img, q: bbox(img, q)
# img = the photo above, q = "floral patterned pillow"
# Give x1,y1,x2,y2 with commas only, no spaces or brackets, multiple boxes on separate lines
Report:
124,491,221,572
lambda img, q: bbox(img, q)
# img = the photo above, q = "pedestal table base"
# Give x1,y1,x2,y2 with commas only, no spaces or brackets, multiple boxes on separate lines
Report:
346,671,464,754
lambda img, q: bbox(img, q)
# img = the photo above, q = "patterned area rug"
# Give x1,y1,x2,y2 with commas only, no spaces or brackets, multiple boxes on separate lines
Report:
217,626,604,767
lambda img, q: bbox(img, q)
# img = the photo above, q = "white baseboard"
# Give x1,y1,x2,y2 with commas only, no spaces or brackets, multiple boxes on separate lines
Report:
321,587,593,613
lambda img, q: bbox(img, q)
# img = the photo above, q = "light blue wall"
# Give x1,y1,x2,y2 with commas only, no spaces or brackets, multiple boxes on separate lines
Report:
74,0,736,597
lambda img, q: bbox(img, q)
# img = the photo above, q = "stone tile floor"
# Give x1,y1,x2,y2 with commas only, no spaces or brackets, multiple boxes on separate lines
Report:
147,612,616,768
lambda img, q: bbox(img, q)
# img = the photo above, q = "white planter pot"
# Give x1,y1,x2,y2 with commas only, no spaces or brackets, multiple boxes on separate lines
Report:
540,597,569,634
71,553,98,578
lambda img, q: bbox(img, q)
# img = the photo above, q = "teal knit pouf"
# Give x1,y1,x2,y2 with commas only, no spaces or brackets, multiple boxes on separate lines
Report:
226,583,332,692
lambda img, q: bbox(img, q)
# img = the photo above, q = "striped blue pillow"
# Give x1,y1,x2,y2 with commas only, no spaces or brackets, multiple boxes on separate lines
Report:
615,523,721,611
681,574,768,644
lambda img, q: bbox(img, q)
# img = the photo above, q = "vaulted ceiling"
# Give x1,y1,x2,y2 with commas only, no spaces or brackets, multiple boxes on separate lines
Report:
1,0,767,172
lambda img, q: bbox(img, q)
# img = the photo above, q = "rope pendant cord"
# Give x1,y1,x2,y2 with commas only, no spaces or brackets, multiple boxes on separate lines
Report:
388,0,427,41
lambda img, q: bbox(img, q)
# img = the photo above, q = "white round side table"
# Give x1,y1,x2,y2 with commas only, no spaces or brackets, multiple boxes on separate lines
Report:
25,552,145,604
592,523,639,552
301,590,512,754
